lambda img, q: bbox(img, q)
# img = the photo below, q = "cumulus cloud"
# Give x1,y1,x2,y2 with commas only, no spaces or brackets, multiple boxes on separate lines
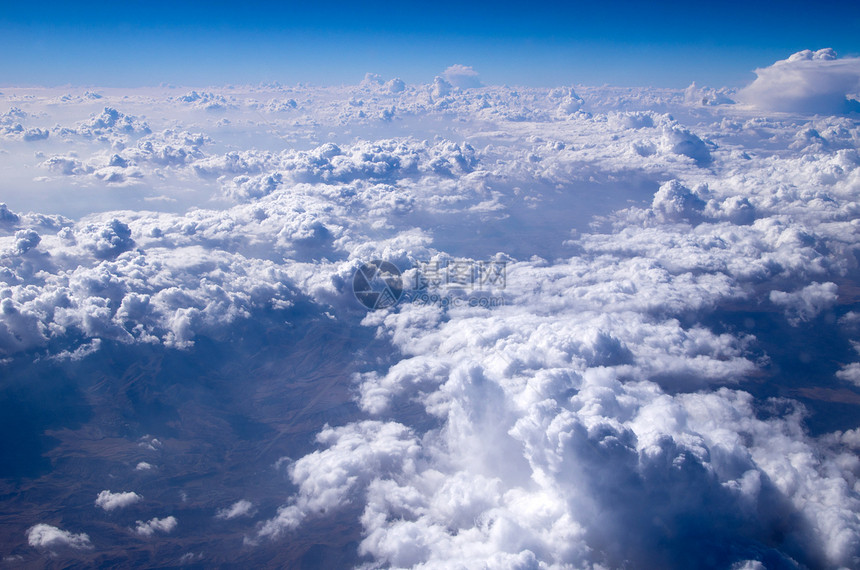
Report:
215,499,256,520
836,363,860,387
770,282,838,325
76,218,135,259
256,421,420,540
81,107,150,135
555,87,584,116
174,91,233,111
739,49,860,114
651,179,706,223
40,155,91,176
442,64,482,89
95,490,142,511
27,524,92,551
134,516,178,536
385,77,406,94
660,124,713,166
431,76,453,98
0,203,20,224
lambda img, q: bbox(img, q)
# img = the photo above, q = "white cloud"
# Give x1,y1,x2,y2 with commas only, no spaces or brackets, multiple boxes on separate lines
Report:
836,363,860,387
215,499,255,520
0,203,20,224
650,179,707,223
79,107,151,136
134,516,178,537
256,421,420,540
75,218,135,259
174,91,234,111
385,78,406,94
660,124,713,166
732,562,765,570
432,76,452,98
442,65,482,89
555,87,584,116
770,282,838,326
27,524,92,551
179,552,204,564
95,490,142,511
739,49,860,114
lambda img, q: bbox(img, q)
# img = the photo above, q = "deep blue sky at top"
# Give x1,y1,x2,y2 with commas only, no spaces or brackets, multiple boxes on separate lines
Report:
2,0,859,88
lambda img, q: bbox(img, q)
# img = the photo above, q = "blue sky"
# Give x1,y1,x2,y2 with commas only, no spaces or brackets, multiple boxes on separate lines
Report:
2,0,859,87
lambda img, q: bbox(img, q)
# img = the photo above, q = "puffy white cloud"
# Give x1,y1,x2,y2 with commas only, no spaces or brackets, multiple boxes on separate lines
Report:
432,76,452,98
739,49,860,114
1,126,49,142
685,82,735,106
11,229,41,255
134,516,177,536
27,524,92,551
80,107,150,136
660,124,713,166
256,421,420,540
95,490,142,511
385,78,406,94
0,203,20,224
0,207,304,355
40,155,91,176
75,219,135,259
443,64,482,89
555,87,585,116
836,363,860,387
651,179,706,223
174,91,234,111
770,282,838,325
215,499,255,520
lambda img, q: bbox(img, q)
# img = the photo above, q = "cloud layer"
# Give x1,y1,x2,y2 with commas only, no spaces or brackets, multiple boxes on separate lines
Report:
2,54,860,567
